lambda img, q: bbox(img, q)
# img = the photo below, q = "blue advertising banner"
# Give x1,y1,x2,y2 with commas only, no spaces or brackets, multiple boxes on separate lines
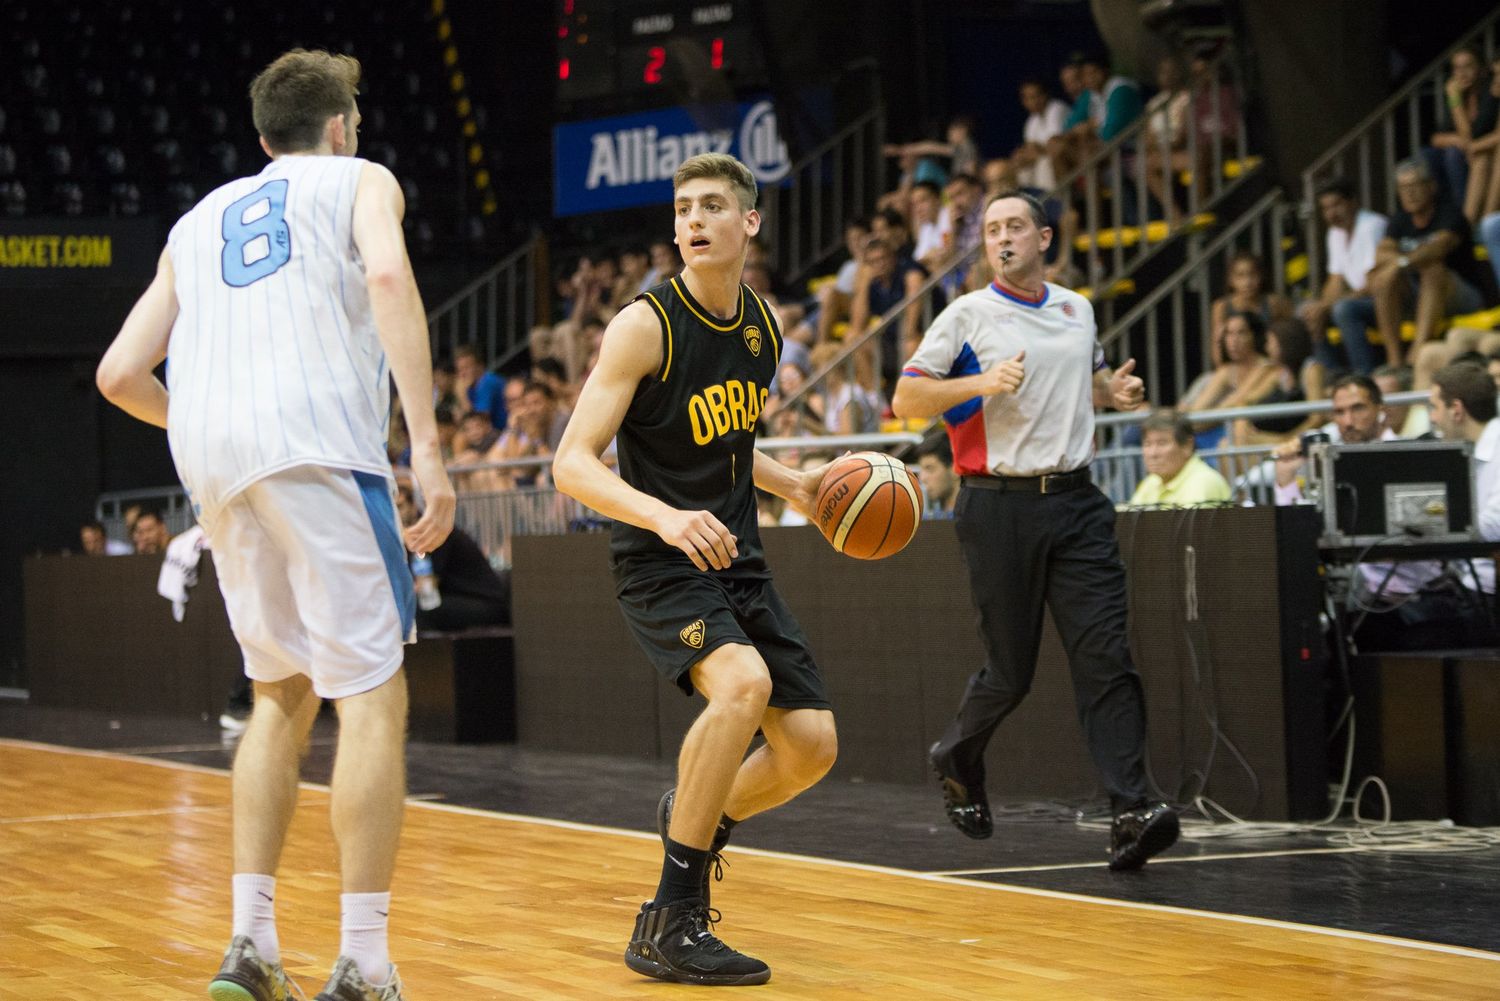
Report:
553,97,791,217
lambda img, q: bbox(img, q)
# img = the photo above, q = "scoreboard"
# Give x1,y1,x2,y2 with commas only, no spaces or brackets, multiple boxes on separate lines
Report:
556,0,767,104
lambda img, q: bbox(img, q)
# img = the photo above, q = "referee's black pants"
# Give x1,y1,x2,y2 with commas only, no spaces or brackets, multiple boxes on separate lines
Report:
933,481,1148,812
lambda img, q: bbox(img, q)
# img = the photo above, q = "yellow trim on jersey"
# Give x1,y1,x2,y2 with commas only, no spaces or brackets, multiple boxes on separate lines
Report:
749,290,781,367
642,292,674,381
671,276,745,331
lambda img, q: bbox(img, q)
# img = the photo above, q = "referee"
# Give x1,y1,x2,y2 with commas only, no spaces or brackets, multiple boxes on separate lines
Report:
891,189,1178,870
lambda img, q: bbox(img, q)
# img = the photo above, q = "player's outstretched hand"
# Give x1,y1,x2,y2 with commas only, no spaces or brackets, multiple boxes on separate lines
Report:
405,445,456,556
1109,357,1146,411
656,508,738,571
981,351,1026,397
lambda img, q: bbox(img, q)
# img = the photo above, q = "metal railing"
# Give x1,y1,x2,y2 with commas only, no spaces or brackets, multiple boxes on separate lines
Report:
760,108,885,286
425,231,542,366
1097,187,1294,404
1092,391,1431,506
1301,9,1500,292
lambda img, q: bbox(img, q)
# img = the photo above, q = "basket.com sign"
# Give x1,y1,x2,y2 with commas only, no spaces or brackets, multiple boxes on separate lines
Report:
0,218,160,287
554,97,789,217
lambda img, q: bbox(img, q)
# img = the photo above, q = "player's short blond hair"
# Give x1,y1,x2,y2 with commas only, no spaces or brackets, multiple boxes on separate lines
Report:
250,49,361,154
673,153,758,211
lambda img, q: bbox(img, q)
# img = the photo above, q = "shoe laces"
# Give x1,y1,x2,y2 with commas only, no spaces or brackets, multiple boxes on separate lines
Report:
707,850,728,886
274,967,309,1001
684,904,729,948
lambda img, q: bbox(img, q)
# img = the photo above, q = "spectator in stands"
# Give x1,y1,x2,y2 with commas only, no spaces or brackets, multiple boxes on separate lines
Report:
457,409,499,456
1125,410,1231,508
847,237,926,393
1050,53,1143,177
1236,318,1327,444
1141,56,1192,225
131,509,170,555
432,357,466,417
79,519,131,556
885,116,980,184
616,245,653,299
764,361,824,438
434,405,460,461
1460,57,1500,222
870,205,916,262
1181,310,1278,455
1425,48,1498,214
523,379,570,453
1412,321,1500,393
808,341,882,435
1373,364,1418,437
939,173,985,279
1301,178,1389,374
1208,251,1292,367
1059,55,1085,105
910,180,947,273
815,217,871,343
1185,47,1242,193
532,357,572,414
455,343,507,430
1271,373,1395,497
1366,157,1487,368
1012,79,1070,192
1488,350,1500,390
395,479,510,632
646,239,676,286
914,432,959,518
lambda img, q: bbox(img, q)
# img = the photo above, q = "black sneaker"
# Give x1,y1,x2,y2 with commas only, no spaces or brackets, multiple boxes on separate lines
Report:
1108,802,1180,870
624,899,771,986
929,743,992,839
656,788,728,906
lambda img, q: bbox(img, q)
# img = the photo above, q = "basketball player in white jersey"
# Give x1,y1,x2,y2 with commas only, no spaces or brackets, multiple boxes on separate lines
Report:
97,50,454,1001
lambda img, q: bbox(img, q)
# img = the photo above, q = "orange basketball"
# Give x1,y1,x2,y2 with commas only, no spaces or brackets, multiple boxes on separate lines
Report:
813,451,924,560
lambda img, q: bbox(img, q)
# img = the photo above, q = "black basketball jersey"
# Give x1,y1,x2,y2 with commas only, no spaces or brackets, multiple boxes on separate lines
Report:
609,274,783,579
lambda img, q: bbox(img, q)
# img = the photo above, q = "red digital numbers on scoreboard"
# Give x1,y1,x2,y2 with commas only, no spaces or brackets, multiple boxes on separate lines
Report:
711,37,723,69
644,46,666,84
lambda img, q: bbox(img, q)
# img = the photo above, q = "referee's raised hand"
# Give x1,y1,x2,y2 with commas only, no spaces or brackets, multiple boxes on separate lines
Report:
1109,358,1147,411
981,350,1026,396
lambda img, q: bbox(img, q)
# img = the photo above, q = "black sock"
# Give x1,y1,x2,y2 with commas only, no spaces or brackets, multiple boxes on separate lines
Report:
712,814,739,852
654,838,710,906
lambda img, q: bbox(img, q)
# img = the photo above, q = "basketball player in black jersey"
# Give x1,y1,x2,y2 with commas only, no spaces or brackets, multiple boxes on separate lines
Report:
554,153,838,987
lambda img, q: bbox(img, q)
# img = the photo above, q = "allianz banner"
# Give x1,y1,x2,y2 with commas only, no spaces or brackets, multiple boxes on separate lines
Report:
554,98,791,217
0,217,163,287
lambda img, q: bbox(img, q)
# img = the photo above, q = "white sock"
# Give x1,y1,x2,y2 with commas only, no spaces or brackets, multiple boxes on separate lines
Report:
231,873,280,966
340,891,392,986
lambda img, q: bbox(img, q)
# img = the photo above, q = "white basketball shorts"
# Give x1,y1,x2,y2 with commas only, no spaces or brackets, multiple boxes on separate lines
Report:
206,464,416,699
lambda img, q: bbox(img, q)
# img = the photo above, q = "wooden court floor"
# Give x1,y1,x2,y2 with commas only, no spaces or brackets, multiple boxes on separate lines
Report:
2,739,1496,1000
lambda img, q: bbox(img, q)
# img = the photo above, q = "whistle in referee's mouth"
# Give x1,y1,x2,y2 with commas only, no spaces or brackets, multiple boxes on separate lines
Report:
999,250,1015,262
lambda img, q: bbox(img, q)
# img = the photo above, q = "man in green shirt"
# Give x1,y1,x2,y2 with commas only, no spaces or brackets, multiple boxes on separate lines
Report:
1125,410,1232,508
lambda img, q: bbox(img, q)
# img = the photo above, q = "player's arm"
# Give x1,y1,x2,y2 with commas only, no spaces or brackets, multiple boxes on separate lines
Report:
352,161,454,555
751,299,836,519
552,301,738,571
96,248,178,429
891,358,1025,418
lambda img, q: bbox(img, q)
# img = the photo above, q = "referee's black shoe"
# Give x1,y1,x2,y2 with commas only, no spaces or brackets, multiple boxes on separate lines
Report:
624,899,772,986
929,743,992,839
656,788,730,906
1108,802,1180,870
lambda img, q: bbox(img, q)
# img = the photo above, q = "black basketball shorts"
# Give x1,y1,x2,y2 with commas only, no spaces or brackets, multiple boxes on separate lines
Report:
613,567,831,710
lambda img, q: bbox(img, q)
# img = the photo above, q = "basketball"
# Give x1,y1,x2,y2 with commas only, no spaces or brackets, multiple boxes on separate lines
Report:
814,451,924,560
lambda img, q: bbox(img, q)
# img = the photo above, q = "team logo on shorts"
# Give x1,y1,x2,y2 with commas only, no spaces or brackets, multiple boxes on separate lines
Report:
679,619,706,649
743,325,762,357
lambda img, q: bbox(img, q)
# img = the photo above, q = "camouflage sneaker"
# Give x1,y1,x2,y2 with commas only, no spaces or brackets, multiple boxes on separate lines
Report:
207,935,302,1001
313,956,405,1001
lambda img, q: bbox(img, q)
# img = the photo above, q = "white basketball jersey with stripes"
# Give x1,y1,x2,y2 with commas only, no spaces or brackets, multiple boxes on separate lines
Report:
165,155,389,531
